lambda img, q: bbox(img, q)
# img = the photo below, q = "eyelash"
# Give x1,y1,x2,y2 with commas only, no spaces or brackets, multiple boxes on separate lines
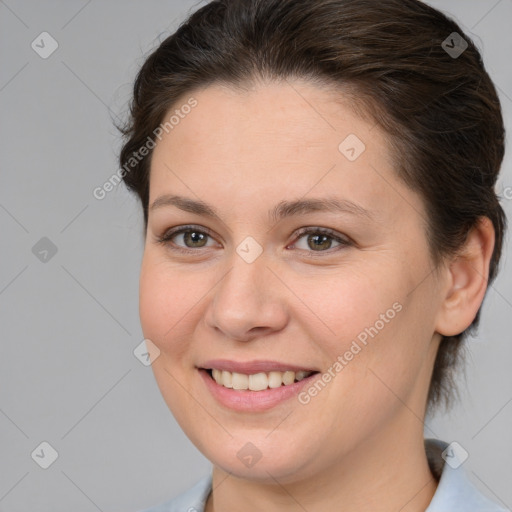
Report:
155,224,352,258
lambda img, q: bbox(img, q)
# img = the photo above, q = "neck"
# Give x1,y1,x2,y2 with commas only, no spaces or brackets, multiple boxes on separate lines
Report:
205,415,438,512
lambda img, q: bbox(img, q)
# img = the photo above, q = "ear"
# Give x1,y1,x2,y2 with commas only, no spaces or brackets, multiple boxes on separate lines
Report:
435,217,495,337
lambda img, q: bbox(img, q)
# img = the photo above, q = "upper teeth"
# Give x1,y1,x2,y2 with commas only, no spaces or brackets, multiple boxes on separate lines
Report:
211,369,313,391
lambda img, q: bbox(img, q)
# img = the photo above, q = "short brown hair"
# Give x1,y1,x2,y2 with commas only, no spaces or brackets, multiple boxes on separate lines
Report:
117,0,507,412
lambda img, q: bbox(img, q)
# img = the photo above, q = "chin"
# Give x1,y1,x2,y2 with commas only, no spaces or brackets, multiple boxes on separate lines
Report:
195,432,319,483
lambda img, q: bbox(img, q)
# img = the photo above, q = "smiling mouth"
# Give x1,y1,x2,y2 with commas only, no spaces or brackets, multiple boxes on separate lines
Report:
205,368,320,391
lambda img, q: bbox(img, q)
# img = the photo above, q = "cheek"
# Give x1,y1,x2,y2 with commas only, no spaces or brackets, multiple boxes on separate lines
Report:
138,254,205,427
139,254,195,360
304,258,431,395
300,260,409,352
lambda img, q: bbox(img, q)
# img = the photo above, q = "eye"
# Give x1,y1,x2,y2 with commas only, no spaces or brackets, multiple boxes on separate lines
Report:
290,227,351,256
155,225,217,253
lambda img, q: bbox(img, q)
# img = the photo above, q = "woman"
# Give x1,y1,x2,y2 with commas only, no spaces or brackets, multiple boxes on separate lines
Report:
117,0,508,510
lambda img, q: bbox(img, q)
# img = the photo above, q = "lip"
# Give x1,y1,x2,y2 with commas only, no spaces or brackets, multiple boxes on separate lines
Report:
198,359,318,374
198,367,320,412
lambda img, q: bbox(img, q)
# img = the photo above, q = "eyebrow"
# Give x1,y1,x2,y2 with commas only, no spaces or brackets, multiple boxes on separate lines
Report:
149,194,375,224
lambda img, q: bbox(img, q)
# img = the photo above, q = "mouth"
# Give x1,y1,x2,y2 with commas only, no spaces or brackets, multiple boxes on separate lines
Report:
196,359,322,411
204,368,319,391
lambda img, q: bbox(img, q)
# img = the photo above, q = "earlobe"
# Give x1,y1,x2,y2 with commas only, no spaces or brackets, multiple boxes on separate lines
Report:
435,217,495,337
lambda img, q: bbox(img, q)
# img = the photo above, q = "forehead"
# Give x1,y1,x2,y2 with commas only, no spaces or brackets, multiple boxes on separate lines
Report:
158,80,382,155
148,80,424,225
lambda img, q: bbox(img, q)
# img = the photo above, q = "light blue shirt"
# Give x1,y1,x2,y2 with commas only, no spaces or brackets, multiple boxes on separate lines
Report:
139,439,509,512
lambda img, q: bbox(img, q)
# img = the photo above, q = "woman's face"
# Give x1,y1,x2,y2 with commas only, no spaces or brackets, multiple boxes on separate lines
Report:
140,80,445,483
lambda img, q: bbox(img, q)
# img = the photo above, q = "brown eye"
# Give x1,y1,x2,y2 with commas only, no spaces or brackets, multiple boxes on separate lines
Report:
292,227,351,255
156,225,216,253
179,230,209,248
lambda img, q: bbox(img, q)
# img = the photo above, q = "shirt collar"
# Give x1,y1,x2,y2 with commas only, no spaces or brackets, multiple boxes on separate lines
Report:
425,438,508,511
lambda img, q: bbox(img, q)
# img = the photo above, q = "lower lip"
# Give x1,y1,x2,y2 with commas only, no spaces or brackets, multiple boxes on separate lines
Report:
198,369,318,412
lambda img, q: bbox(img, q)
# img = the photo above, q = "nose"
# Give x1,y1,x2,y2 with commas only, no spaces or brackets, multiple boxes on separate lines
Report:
203,252,288,343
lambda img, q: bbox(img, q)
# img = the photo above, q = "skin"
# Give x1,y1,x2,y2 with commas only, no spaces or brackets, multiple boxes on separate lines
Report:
139,79,495,512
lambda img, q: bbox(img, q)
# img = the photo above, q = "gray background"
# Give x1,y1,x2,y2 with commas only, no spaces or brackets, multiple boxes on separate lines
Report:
0,1,511,511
